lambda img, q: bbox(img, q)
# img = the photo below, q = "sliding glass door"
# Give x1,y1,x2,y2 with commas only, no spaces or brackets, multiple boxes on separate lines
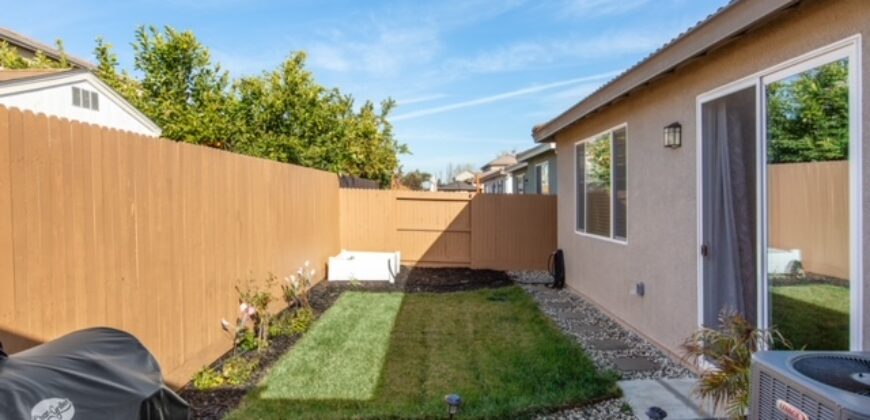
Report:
700,38,861,351
763,55,855,350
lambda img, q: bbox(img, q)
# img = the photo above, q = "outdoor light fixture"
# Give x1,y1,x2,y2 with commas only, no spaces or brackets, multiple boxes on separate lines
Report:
445,394,462,418
664,122,682,148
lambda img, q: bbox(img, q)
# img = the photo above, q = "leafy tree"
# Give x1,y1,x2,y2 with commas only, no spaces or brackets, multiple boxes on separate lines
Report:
399,169,432,190
231,52,405,185
0,39,70,69
129,26,236,148
92,26,406,186
767,59,849,163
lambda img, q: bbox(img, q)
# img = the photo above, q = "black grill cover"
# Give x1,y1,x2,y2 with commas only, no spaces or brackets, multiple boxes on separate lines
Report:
0,327,189,419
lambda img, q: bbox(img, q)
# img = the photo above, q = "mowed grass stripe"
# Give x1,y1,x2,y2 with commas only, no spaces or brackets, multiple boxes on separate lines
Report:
229,287,618,419
259,292,404,400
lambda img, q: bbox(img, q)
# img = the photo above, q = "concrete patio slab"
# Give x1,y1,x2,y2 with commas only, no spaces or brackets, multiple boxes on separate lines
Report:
588,338,629,351
619,378,725,420
613,357,659,372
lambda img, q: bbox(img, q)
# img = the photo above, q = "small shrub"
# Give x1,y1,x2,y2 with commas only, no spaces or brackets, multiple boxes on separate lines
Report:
192,356,260,390
221,356,259,386
192,366,225,390
237,329,259,353
681,309,789,419
283,261,315,309
234,275,277,352
289,307,314,335
269,307,315,337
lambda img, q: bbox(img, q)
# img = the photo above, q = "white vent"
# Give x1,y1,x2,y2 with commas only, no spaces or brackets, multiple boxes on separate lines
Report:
72,87,99,111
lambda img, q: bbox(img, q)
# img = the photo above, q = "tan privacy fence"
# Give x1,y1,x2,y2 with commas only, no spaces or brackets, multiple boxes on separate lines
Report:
0,106,556,387
339,190,557,270
768,161,849,280
0,107,341,386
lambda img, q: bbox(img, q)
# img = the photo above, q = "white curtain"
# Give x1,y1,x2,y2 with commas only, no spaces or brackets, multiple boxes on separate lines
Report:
702,87,757,327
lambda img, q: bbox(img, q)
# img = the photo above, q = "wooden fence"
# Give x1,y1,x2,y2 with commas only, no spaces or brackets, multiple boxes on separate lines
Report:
0,105,557,389
769,161,849,280
339,190,557,270
0,108,341,386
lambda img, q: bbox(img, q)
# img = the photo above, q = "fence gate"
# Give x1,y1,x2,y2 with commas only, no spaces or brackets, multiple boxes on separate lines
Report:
339,190,556,270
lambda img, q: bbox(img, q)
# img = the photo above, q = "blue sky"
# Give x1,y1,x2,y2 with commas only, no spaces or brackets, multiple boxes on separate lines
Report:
3,0,728,178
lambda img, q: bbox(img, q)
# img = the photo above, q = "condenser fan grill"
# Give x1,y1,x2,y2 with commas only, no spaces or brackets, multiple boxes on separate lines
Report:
792,355,870,396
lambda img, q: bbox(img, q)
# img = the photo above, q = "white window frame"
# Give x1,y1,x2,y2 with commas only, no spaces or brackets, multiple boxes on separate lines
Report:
695,34,863,350
536,162,550,194
574,123,628,245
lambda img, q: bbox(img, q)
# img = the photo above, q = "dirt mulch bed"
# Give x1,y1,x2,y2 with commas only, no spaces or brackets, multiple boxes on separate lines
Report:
178,267,512,419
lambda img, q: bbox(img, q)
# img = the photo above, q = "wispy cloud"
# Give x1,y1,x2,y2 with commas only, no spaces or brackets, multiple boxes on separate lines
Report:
443,31,663,75
392,71,618,121
395,94,449,107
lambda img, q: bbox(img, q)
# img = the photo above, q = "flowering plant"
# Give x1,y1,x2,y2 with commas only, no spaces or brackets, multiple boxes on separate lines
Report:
282,261,314,309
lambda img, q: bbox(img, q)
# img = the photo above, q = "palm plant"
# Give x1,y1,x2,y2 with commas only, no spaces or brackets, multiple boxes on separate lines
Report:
681,310,789,419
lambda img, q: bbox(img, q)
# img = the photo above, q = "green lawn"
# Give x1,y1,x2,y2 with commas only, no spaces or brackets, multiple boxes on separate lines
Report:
771,283,850,350
227,287,619,419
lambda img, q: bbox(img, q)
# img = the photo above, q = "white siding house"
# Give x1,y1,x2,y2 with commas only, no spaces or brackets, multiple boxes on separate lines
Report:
0,70,161,137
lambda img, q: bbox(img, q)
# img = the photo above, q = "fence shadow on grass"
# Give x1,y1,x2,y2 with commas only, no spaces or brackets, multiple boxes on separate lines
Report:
770,285,850,350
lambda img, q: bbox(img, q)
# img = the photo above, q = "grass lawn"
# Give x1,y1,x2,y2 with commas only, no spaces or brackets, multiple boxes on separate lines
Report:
771,283,850,350
227,287,619,419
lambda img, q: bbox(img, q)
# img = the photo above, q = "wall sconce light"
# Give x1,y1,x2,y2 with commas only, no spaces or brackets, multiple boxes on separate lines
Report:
664,122,682,149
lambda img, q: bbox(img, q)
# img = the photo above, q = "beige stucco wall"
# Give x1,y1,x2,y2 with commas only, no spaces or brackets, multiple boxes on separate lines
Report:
554,0,870,356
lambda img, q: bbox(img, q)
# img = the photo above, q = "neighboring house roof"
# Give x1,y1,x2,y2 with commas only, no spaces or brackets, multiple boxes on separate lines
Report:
478,169,506,182
453,170,476,183
516,142,555,162
0,69,69,82
532,0,801,142
0,69,162,136
0,27,95,70
485,154,517,167
438,181,477,192
504,162,528,174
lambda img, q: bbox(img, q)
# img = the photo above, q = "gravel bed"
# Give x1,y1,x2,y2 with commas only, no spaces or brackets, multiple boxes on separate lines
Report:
509,272,694,420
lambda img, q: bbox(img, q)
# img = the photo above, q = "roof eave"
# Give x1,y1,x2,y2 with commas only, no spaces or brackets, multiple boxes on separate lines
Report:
532,0,802,142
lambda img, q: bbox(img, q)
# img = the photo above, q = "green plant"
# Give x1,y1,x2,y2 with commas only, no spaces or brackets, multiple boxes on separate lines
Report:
222,356,260,386
289,307,314,335
192,355,260,390
681,310,789,419
269,307,315,337
192,366,225,390
235,275,277,352
237,329,259,353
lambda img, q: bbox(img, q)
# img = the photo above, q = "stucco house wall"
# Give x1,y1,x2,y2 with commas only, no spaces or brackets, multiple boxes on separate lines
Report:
553,0,869,356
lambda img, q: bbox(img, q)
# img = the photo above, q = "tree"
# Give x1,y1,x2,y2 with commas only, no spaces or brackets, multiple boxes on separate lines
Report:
0,39,70,69
767,59,849,164
398,169,432,190
91,26,406,186
231,52,406,185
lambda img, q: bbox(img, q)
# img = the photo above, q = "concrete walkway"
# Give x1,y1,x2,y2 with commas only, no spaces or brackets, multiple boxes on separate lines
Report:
619,378,725,420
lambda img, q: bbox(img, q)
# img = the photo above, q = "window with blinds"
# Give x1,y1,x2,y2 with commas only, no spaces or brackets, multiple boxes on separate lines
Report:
575,126,627,241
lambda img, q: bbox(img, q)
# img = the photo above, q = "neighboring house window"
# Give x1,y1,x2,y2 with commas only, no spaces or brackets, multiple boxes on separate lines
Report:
575,126,627,241
72,86,100,111
516,173,525,194
536,162,550,194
